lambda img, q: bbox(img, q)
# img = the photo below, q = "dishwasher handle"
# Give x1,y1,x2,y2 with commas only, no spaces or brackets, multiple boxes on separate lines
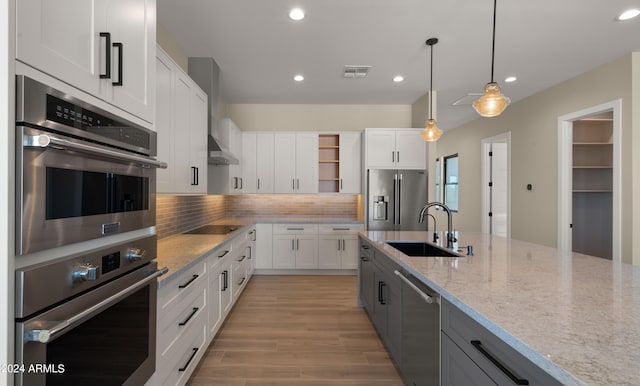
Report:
394,270,438,304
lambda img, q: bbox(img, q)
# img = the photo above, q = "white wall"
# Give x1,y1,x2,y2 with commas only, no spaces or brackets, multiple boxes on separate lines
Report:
226,104,412,132
1,0,14,384
416,54,636,263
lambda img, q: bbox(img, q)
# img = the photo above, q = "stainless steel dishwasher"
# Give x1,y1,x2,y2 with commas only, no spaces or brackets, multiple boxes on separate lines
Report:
394,269,440,386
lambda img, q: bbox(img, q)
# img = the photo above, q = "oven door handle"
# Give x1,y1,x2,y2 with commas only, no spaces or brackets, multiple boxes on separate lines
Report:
24,267,169,344
24,133,168,169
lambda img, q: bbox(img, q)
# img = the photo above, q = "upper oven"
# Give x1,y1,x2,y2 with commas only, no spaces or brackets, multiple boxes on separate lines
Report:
15,75,167,255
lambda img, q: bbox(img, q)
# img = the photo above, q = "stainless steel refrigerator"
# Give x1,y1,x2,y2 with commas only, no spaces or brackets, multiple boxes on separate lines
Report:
367,169,427,231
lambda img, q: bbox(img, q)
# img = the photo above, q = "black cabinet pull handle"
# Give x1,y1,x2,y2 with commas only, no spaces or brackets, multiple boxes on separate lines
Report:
378,281,387,304
178,307,199,326
221,270,228,291
361,244,370,250
99,32,111,79
178,274,199,289
470,340,529,385
218,250,229,259
238,255,246,262
112,42,123,86
361,256,370,262
191,166,198,185
237,276,246,286
178,347,199,372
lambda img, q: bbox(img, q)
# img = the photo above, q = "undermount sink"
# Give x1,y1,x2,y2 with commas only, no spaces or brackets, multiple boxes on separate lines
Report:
386,241,461,257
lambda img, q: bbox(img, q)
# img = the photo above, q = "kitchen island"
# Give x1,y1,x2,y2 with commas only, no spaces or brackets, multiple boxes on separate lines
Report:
360,230,640,386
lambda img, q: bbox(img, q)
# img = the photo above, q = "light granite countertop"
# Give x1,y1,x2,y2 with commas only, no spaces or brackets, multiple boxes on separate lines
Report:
156,216,363,286
360,230,640,386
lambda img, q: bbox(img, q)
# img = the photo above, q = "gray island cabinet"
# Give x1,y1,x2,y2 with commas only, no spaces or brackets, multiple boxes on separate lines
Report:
358,230,640,386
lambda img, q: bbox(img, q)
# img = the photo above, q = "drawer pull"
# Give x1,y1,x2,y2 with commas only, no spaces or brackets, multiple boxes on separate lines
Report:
470,340,529,385
178,347,199,372
287,227,305,231
178,307,199,326
360,256,370,262
361,244,370,250
218,250,229,258
237,276,246,286
332,227,350,231
178,274,199,289
238,255,246,262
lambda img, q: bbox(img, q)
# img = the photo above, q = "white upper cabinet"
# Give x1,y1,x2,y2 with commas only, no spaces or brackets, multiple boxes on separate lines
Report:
156,47,208,195
274,133,318,193
242,133,275,194
16,0,155,123
339,132,362,193
365,128,426,169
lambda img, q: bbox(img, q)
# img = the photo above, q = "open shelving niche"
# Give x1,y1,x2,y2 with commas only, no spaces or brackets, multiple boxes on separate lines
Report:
318,134,340,193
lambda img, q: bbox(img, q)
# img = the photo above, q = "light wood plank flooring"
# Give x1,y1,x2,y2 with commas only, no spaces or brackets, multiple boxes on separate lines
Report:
187,275,403,386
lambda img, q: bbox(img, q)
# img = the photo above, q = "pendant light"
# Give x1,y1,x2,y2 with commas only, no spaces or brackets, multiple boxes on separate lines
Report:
472,0,510,117
421,37,442,142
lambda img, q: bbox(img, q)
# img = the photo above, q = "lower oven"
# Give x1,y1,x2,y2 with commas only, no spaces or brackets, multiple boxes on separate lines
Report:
15,236,167,386
15,75,166,255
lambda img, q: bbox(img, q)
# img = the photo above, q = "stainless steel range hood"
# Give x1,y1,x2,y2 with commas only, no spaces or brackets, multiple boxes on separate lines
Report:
208,134,239,165
188,57,240,165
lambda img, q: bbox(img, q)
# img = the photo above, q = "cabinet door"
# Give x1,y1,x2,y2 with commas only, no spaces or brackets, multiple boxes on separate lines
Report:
274,133,296,193
318,235,341,269
366,130,396,168
442,333,497,386
16,0,103,96
339,132,362,193
273,235,296,268
295,133,319,193
155,51,175,193
189,88,208,194
172,72,193,192
242,133,257,193
104,0,155,123
294,235,319,268
395,129,426,169
359,253,375,312
341,236,359,269
208,268,223,339
256,133,275,193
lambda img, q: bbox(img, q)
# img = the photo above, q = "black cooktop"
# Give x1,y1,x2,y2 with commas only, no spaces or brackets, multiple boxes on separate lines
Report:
184,224,241,235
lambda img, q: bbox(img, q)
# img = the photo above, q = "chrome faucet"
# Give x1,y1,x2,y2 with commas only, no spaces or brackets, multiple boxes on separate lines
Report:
419,202,457,249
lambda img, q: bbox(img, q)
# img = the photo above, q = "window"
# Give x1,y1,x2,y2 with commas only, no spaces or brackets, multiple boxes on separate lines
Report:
444,154,459,211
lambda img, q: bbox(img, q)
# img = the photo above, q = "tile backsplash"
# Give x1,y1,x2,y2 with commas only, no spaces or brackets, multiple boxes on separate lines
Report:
156,194,361,239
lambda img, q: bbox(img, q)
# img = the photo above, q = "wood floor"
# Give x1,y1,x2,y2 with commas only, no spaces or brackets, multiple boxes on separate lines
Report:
187,275,404,386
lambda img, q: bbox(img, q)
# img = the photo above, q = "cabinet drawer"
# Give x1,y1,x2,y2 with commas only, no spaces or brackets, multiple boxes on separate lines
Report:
208,243,232,272
442,332,497,386
441,299,562,386
318,223,363,234
273,223,318,235
157,286,207,354
158,315,207,386
158,260,207,313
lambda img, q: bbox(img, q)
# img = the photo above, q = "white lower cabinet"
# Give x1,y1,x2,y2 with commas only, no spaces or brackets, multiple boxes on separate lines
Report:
156,260,208,386
155,227,255,385
272,224,319,268
318,224,363,269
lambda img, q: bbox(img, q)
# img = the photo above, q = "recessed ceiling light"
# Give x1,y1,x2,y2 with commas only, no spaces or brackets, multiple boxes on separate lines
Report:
618,9,640,20
505,76,517,83
293,74,304,82
289,8,305,21
393,75,404,83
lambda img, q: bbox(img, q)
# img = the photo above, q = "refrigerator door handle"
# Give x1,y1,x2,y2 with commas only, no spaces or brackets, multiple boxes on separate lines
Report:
397,173,402,227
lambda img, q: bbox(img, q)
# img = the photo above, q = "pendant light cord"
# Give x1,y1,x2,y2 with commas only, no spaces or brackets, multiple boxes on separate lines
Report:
490,0,497,83
429,43,434,120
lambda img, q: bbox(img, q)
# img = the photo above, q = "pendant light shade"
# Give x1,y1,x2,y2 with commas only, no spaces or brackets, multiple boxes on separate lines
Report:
473,0,510,117
422,37,442,142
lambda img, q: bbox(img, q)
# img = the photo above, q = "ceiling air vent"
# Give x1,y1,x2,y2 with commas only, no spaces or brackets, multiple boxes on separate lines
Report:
343,65,372,78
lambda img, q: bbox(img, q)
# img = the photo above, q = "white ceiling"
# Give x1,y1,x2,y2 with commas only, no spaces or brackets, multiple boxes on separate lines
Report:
157,0,640,129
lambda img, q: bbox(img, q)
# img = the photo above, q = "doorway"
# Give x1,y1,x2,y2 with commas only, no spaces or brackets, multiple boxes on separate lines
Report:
557,100,621,261
481,132,510,238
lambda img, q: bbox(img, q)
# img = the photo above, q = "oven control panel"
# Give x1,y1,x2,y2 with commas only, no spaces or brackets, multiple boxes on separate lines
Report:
15,235,157,319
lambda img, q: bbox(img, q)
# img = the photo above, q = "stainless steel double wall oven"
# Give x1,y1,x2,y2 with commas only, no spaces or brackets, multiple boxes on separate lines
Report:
14,75,167,385
15,75,165,255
